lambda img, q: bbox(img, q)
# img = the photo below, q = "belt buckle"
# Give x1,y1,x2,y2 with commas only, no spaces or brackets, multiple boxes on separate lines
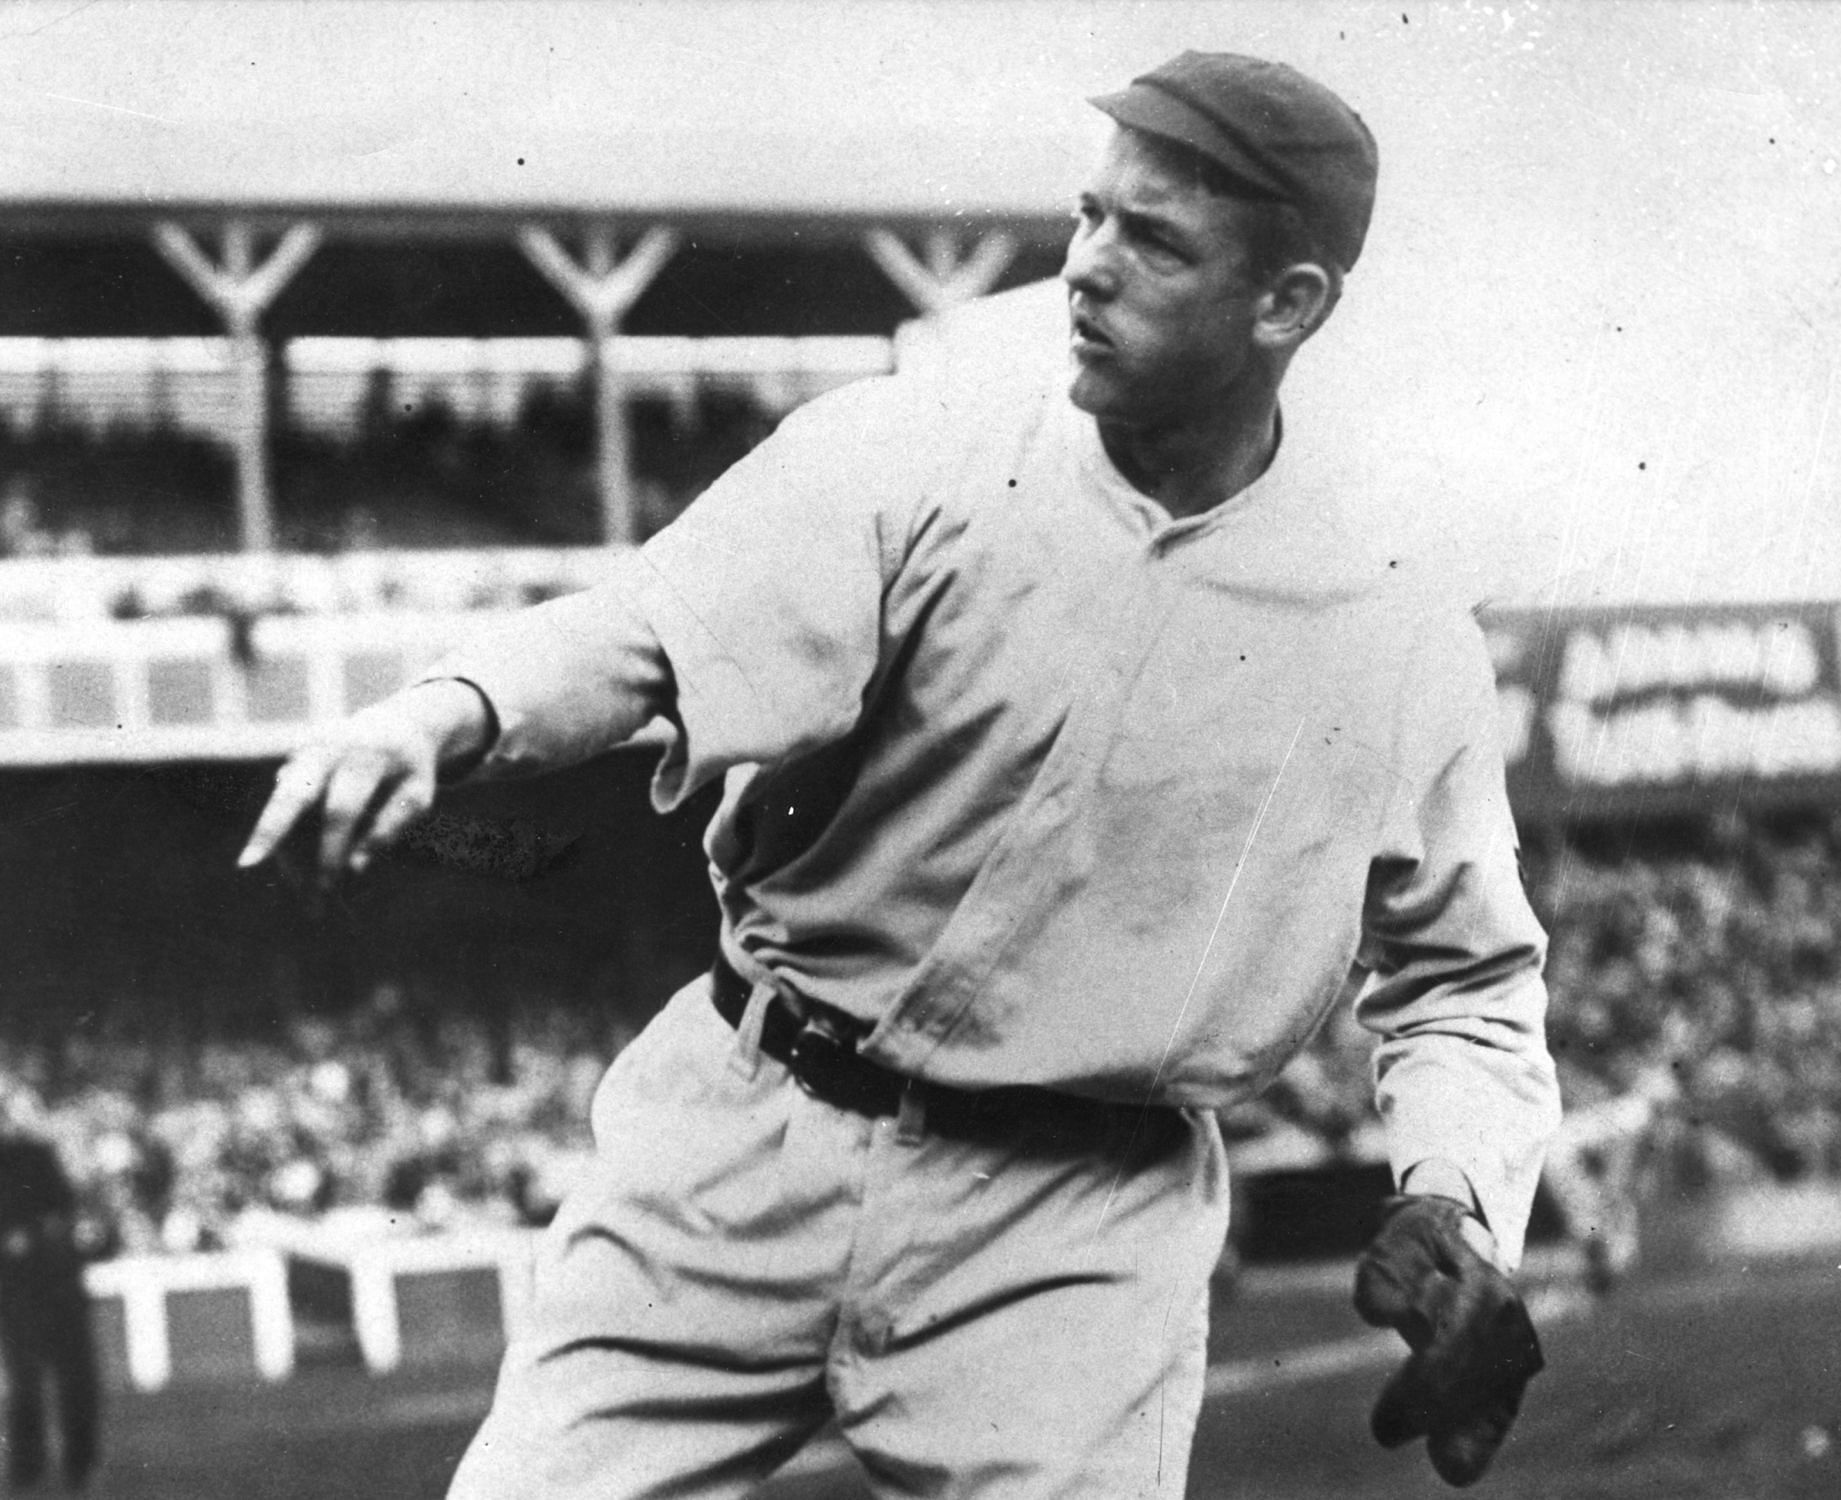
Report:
787,1019,891,1116
787,1020,854,1101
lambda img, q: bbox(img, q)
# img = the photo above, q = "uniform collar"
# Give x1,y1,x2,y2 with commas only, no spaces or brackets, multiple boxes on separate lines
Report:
1071,400,1289,544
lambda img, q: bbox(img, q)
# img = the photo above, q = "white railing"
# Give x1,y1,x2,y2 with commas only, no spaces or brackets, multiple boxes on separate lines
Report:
0,545,613,623
85,1248,294,1388
0,604,673,765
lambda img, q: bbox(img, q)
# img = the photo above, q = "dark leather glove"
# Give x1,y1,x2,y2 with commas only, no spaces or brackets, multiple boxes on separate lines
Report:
1353,1194,1544,1487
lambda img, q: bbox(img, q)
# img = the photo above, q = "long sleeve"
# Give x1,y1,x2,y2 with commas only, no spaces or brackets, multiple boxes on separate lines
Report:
1354,611,1561,1269
422,376,910,804
421,560,674,777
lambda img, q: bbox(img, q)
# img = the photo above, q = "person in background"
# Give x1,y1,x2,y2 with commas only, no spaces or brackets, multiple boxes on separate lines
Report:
0,1091,101,1492
1543,1056,1678,1291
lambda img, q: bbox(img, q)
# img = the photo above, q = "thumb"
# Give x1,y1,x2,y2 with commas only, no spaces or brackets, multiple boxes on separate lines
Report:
1370,1352,1437,1450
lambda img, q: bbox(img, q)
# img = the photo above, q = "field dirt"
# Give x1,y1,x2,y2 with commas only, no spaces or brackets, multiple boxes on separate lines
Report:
76,1250,1841,1499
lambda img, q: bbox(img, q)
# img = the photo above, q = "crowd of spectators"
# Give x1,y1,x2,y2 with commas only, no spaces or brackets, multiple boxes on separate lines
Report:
2,810,1838,1260
0,986,631,1260
0,376,778,563
1534,811,1841,1184
1216,811,1841,1195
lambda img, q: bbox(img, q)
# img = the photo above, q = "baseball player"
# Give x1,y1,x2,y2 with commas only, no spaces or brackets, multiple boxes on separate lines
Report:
242,52,1560,1497
1543,1058,1678,1291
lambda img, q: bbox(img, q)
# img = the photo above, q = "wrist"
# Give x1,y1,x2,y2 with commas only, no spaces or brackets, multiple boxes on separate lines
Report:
405,678,497,775
1398,1158,1478,1215
1457,1213,1505,1270
1398,1160,1506,1268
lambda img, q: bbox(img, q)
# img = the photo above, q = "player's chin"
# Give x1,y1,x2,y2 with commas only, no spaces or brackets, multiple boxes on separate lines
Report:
1066,360,1132,419
1067,367,1182,435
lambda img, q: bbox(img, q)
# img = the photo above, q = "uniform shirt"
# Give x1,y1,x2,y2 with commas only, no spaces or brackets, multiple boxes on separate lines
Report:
433,363,1561,1265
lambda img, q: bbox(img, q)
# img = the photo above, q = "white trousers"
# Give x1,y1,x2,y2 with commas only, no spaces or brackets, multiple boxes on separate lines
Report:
448,976,1231,1499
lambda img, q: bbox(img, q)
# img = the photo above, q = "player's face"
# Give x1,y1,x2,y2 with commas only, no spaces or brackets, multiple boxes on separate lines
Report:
1061,129,1269,431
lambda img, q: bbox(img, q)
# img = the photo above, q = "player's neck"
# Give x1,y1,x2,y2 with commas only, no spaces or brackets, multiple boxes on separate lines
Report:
1097,396,1281,521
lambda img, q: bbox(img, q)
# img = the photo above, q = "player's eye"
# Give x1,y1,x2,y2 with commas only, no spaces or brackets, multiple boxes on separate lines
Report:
1133,228,1187,266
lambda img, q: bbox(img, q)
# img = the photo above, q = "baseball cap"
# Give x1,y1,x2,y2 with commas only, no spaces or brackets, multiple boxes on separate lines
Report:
1089,52,1379,270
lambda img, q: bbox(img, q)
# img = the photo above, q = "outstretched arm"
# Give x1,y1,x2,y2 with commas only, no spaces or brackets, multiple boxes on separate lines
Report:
239,375,916,887
236,572,675,883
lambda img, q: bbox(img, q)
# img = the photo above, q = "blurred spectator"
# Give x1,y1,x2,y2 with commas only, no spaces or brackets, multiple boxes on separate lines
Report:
1541,1059,1678,1291
0,480,90,559
0,1088,100,1491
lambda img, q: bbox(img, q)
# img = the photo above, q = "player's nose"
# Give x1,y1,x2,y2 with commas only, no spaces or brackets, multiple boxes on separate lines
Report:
1060,226,1120,301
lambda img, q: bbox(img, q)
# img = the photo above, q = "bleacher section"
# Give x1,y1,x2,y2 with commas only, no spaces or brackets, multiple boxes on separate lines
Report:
0,335,891,439
0,338,239,436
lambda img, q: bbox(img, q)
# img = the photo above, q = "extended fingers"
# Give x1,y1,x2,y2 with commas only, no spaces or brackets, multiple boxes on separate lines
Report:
349,772,435,873
239,692,452,882
316,752,408,881
237,748,334,870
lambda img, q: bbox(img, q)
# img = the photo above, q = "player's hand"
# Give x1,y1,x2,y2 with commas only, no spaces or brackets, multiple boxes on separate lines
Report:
1353,1194,1544,1487
236,679,492,886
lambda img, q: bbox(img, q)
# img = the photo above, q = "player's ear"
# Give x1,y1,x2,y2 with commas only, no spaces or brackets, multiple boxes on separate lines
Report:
1253,262,1335,349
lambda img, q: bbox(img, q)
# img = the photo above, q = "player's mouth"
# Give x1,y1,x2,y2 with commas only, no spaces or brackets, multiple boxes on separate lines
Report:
1069,308,1113,357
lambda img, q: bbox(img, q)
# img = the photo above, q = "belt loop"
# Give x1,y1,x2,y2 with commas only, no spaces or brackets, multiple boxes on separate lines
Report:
895,1078,927,1146
729,980,774,1080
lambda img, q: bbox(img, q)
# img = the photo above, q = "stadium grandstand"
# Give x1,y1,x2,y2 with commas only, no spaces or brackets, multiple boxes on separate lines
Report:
0,0,1837,1369
0,1,1086,1281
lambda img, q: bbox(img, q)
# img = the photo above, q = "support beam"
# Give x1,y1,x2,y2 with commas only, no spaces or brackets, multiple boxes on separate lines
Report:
153,220,322,554
518,223,679,547
863,227,1019,317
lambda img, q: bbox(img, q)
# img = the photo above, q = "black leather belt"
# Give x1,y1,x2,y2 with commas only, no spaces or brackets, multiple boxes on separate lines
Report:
709,953,1162,1141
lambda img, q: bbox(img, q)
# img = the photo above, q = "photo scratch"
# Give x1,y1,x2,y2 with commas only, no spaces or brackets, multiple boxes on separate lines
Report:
1091,717,1307,1242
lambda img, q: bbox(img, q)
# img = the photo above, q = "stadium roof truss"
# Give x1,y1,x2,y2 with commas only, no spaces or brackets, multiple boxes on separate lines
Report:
0,200,1066,554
